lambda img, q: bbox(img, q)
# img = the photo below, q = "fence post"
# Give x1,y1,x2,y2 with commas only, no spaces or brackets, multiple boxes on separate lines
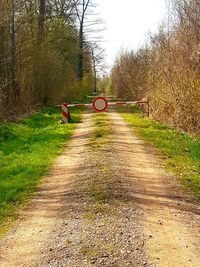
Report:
62,103,69,123
147,100,150,117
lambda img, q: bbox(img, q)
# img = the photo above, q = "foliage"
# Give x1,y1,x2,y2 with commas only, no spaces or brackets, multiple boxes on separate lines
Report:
111,0,200,133
0,0,99,121
98,75,111,95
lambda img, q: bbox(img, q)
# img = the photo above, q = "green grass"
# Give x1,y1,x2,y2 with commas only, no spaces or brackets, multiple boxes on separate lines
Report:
121,106,200,198
88,113,112,204
0,107,82,234
90,113,111,148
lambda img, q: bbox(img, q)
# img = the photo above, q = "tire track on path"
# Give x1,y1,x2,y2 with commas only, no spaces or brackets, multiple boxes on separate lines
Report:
0,113,93,267
38,111,146,266
0,110,200,267
109,111,200,267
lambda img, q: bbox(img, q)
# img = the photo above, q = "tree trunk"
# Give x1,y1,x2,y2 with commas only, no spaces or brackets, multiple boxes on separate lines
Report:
91,49,97,93
78,22,84,80
9,0,19,107
38,0,46,42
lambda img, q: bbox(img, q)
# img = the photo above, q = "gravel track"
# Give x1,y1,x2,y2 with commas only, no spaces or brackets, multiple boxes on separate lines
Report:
0,110,199,267
109,111,200,267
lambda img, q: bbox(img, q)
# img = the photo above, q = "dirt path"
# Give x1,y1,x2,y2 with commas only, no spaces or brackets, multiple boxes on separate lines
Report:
109,111,200,266
0,110,200,266
0,113,93,266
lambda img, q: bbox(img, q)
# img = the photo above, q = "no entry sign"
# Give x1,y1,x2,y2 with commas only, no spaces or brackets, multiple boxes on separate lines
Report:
92,97,108,112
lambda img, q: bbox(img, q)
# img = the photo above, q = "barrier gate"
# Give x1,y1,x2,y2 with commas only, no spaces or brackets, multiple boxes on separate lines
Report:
58,97,150,123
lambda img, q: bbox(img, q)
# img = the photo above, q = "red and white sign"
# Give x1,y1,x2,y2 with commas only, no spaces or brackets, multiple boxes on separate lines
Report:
62,103,69,123
92,97,108,112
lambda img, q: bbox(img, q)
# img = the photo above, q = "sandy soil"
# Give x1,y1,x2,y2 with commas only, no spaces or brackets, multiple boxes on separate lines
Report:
109,111,200,267
0,110,199,267
0,113,93,266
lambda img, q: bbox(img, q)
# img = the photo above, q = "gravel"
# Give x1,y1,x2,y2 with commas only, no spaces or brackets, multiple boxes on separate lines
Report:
38,115,147,266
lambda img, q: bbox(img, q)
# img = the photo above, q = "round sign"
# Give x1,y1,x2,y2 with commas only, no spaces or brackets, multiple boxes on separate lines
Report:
92,97,108,112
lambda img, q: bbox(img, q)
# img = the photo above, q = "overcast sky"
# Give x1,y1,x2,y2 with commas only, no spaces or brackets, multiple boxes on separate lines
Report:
97,0,167,70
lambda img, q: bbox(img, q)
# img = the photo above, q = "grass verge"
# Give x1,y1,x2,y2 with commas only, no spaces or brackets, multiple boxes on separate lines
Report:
121,106,200,199
90,112,111,148
88,112,112,204
0,107,82,235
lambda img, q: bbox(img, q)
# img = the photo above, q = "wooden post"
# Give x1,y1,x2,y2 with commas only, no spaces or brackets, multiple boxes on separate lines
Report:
147,100,150,117
68,107,71,122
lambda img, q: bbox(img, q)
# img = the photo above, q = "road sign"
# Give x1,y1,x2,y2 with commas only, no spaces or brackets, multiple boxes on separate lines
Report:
92,97,108,112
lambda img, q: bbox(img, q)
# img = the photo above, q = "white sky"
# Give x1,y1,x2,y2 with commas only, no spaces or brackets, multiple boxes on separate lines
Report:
97,0,167,70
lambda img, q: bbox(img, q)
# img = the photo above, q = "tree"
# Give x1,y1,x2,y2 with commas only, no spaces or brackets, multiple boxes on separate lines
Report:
72,0,104,81
90,42,105,93
0,0,102,121
38,0,46,42
72,0,91,80
110,0,200,133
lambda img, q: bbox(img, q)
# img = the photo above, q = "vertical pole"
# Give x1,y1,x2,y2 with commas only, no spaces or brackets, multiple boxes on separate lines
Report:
62,103,69,123
147,100,150,117
68,107,71,122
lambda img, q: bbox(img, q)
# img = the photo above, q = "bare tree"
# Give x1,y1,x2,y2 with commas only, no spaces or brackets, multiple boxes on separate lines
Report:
72,0,91,80
45,0,76,21
38,0,46,42
72,0,104,80
90,42,105,93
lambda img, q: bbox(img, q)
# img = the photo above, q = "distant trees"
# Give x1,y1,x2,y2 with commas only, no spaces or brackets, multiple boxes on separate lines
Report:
0,0,104,121
111,48,151,101
111,0,200,133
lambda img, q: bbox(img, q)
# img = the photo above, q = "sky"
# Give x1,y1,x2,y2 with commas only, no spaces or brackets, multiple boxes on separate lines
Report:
97,0,167,70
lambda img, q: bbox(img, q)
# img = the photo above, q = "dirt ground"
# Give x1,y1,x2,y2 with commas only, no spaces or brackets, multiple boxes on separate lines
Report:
0,110,199,267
